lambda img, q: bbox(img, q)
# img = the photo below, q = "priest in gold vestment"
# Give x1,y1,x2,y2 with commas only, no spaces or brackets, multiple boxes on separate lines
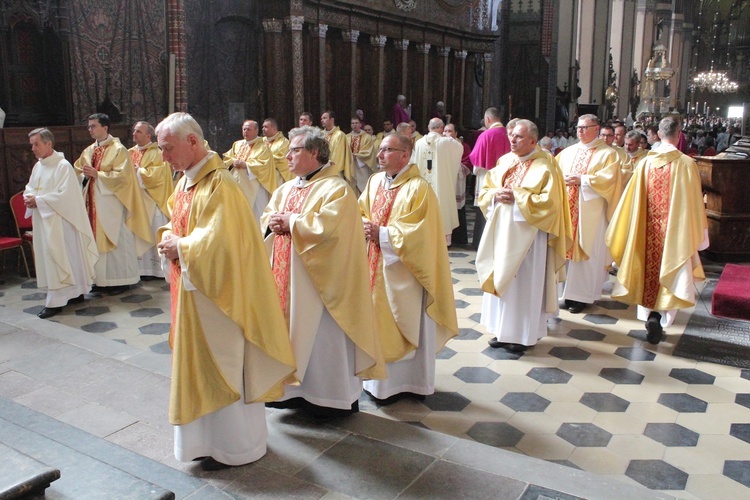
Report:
156,112,295,470
321,110,355,191
621,130,648,186
347,116,377,193
606,116,708,344
129,121,173,278
74,113,153,289
556,114,622,314
262,126,385,419
476,120,572,352
359,133,458,402
222,120,276,221
262,118,293,185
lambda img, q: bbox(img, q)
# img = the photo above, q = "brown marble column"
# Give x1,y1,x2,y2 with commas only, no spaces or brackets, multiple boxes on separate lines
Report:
317,24,328,113
370,35,387,124
437,46,451,106
395,39,409,97
482,52,493,111
287,15,305,121
343,30,360,117
455,50,467,128
262,18,283,120
416,43,431,128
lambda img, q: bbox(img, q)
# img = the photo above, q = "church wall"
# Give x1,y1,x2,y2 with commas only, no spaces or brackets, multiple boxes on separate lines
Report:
67,0,168,126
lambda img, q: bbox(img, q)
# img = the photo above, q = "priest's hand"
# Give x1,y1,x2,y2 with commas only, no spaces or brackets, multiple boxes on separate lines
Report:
495,187,515,204
269,212,292,234
157,232,181,261
363,219,380,242
233,159,247,170
24,195,37,208
565,174,581,186
82,165,98,179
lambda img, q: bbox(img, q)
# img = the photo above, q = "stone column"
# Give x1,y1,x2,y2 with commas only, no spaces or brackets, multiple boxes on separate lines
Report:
668,13,684,109
576,0,612,108
343,30,360,117
437,47,451,106
610,0,637,118
370,35,387,123
167,0,188,111
395,39,409,97
316,24,328,113
482,52,493,112
633,0,656,87
287,15,305,121
262,18,283,120
455,50,467,128
416,43,431,128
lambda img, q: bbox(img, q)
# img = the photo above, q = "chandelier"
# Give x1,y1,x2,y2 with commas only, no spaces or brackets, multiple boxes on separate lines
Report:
691,69,739,93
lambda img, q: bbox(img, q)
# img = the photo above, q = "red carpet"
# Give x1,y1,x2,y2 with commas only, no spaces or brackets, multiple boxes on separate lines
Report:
712,264,750,321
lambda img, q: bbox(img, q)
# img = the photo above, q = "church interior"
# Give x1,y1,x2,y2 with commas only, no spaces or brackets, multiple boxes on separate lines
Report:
1,0,750,498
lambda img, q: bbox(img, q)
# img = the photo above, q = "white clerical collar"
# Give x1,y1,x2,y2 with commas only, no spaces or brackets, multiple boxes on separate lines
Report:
579,138,598,149
183,151,214,184
653,143,677,153
40,150,64,166
137,142,152,151
383,163,411,189
96,135,114,147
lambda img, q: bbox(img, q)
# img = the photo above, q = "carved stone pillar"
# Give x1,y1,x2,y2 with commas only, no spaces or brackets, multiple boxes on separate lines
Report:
416,43,431,128
669,14,684,109
262,18,283,120
437,47,451,107
395,39,409,97
482,52,493,112
316,24,328,113
167,0,188,111
455,50,467,128
370,35,387,123
343,30,360,117
287,16,305,121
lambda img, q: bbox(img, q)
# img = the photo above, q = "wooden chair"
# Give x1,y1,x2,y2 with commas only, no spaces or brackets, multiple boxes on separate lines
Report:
5,192,32,278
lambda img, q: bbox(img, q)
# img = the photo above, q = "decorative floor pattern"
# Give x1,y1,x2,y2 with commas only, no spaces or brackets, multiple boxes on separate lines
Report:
2,248,750,499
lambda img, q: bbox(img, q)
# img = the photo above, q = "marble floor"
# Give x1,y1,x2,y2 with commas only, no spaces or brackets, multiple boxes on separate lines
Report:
1,247,749,499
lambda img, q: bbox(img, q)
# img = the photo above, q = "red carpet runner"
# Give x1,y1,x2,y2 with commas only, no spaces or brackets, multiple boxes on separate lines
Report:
712,263,750,321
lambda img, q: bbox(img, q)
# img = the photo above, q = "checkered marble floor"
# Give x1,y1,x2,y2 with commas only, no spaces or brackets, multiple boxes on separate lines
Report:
2,249,750,499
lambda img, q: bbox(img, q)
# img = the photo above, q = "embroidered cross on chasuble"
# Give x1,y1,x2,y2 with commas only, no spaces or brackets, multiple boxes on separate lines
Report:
84,144,109,238
168,188,195,344
502,159,533,188
566,147,594,259
642,162,672,309
271,185,314,317
350,134,362,154
367,183,402,292
236,142,252,161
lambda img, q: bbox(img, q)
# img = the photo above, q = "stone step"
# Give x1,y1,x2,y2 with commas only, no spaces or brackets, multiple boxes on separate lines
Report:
0,444,60,499
0,397,227,499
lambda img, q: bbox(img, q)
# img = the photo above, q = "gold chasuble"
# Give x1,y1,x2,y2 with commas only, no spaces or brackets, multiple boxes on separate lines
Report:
359,164,458,362
555,138,622,261
476,149,572,313
621,148,647,186
347,130,376,172
323,126,355,187
262,163,385,380
159,153,295,425
129,142,173,218
264,132,293,182
223,137,276,194
74,137,153,255
606,148,707,312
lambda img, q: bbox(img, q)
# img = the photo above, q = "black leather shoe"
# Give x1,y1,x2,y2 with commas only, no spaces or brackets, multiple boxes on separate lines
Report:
504,343,528,353
488,339,510,349
68,294,85,305
265,397,305,410
200,457,234,471
37,307,62,319
646,312,663,345
567,300,587,314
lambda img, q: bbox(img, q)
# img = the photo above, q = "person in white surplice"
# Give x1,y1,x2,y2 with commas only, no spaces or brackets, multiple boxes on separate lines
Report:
24,128,99,319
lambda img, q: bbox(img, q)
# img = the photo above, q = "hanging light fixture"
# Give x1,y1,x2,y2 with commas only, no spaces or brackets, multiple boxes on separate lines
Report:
689,7,740,94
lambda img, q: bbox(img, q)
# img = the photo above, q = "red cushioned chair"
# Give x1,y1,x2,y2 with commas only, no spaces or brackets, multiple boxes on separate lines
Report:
5,192,32,278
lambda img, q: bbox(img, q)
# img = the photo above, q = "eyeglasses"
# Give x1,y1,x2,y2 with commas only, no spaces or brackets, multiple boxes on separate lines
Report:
378,147,406,154
599,133,614,138
577,125,597,131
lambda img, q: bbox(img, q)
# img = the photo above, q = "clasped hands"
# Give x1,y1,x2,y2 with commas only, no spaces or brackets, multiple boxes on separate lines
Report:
565,174,581,186
493,187,515,205
81,165,98,179
362,218,380,242
23,194,36,208
268,212,292,235
157,232,180,261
